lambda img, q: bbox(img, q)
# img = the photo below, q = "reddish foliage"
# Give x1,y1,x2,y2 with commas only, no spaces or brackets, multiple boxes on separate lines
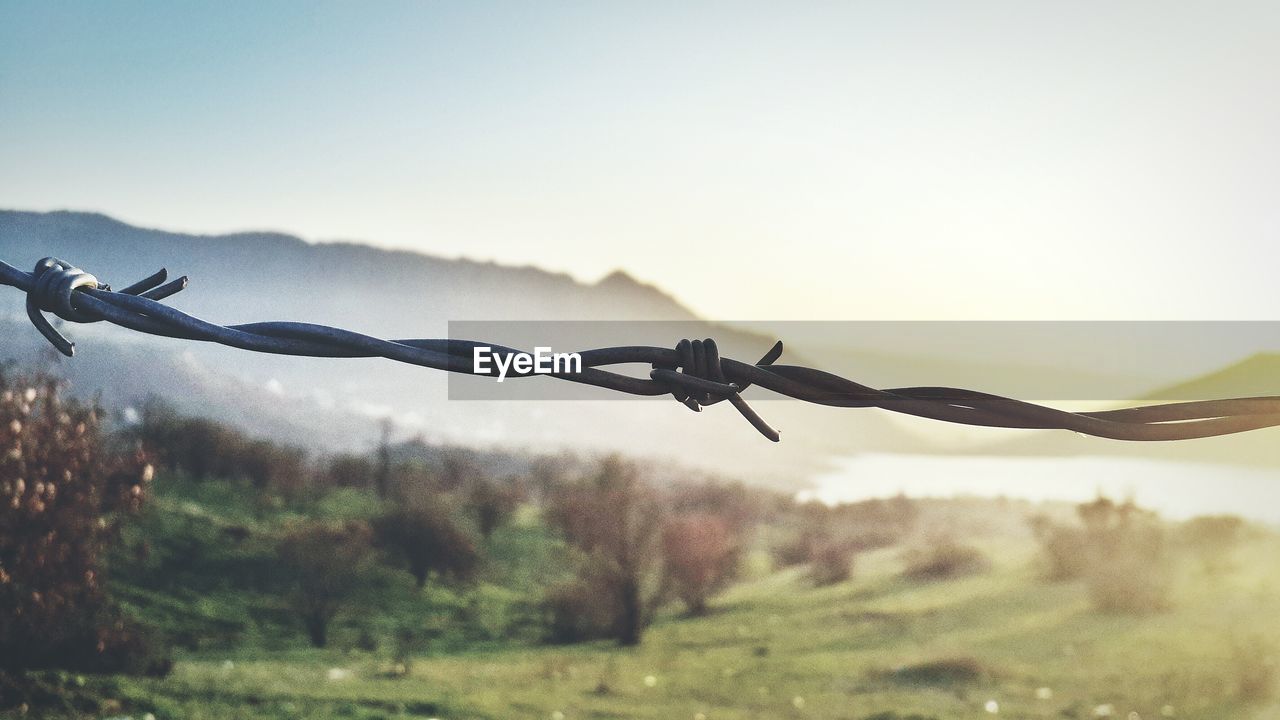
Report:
0,372,166,675
662,513,740,614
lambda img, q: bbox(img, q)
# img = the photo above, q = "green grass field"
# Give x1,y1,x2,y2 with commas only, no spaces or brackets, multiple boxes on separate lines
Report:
104,531,1280,720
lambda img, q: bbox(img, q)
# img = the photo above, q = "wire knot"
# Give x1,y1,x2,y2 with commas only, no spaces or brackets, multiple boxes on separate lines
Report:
24,256,188,358
650,338,784,441
29,257,104,323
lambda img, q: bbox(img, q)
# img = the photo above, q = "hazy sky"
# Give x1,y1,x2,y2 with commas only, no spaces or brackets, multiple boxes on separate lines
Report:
3,1,1278,321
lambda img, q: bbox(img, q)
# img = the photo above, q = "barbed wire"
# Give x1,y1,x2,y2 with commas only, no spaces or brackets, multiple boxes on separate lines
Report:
3,256,1280,443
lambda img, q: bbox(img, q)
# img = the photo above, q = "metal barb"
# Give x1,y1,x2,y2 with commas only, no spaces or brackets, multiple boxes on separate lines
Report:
649,338,782,441
2,254,1279,442
19,257,187,357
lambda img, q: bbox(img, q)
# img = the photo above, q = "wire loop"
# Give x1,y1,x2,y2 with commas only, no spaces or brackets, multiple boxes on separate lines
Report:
20,256,185,357
650,338,782,440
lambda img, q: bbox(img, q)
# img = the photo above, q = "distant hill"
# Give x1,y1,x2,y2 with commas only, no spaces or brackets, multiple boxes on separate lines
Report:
0,210,833,484
0,210,696,326
1144,352,1280,400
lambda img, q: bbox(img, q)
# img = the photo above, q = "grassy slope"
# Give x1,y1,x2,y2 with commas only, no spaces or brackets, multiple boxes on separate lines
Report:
111,533,1280,720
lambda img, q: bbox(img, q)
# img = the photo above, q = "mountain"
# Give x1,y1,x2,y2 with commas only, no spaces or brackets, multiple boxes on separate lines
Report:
1144,352,1280,401
0,210,697,326
0,210,835,484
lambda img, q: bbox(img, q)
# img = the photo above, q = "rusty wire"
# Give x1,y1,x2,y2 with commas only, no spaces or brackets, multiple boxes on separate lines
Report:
4,256,1280,443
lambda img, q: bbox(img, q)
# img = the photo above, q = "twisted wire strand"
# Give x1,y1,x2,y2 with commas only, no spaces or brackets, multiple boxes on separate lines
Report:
3,256,1279,443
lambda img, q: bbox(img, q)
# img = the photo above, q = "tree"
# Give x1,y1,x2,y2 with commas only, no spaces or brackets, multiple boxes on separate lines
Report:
134,400,308,493
667,480,759,534
0,372,167,675
240,439,308,493
662,513,740,614
546,455,667,645
809,539,857,586
466,477,520,540
372,505,479,589
325,453,378,489
437,447,483,493
375,418,393,498
277,521,373,647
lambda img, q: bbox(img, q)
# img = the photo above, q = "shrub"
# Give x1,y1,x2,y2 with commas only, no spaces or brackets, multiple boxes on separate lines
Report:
886,656,987,686
545,455,666,645
465,478,521,540
667,480,761,535
277,521,374,647
324,453,378,489
837,494,919,551
1029,514,1090,580
901,538,990,581
771,495,918,570
543,578,616,644
662,513,741,613
134,401,307,492
1031,498,1175,613
770,501,833,568
810,540,857,586
0,373,170,677
1181,514,1246,574
372,505,480,589
1077,498,1173,613
772,531,818,569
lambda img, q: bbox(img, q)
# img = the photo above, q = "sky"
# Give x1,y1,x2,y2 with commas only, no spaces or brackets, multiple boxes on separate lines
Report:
2,1,1279,321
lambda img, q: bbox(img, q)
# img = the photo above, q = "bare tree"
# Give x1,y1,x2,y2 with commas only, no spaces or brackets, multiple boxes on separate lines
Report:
372,505,479,589
466,477,521,539
546,456,667,645
375,417,393,498
277,521,373,647
662,513,740,614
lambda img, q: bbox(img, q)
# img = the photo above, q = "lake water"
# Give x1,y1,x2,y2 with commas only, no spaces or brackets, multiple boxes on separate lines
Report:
800,454,1280,524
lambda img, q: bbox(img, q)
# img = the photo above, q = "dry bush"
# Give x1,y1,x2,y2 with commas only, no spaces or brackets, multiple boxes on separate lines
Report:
666,480,761,535
1180,514,1247,574
1079,498,1173,613
543,577,616,644
372,505,479,589
771,496,918,570
277,521,374,647
772,532,819,569
901,537,990,581
770,501,834,569
662,513,741,613
1029,514,1090,580
545,455,666,645
0,372,168,678
324,453,378,489
1031,498,1175,613
465,477,521,540
837,494,919,551
809,540,856,586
